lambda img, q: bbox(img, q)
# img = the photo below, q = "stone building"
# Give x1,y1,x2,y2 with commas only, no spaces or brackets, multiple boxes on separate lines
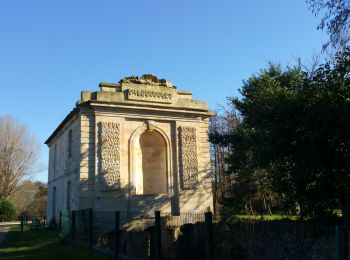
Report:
45,75,213,222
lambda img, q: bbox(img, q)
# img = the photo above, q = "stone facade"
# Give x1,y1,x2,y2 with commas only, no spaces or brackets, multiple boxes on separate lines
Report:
46,75,213,222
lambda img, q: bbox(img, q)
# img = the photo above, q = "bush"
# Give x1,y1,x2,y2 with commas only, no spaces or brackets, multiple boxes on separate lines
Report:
0,199,17,221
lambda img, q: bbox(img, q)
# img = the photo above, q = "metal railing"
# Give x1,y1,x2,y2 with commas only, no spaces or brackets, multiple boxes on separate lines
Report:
60,210,348,260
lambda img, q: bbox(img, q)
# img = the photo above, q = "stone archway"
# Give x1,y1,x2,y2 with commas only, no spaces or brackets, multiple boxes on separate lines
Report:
129,123,172,195
140,130,167,194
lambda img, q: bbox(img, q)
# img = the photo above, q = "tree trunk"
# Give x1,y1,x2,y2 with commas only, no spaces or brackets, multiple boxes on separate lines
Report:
249,200,254,215
244,203,249,215
263,197,267,212
268,194,273,215
213,145,219,214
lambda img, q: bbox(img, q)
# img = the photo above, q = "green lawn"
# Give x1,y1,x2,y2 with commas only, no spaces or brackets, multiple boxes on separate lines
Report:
0,225,112,259
236,214,298,220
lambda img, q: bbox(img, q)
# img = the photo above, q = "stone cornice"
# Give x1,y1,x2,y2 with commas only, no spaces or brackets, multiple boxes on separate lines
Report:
44,108,78,145
45,76,213,147
83,100,214,117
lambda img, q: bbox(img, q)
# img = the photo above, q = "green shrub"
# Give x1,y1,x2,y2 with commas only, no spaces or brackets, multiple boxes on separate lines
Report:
0,199,17,221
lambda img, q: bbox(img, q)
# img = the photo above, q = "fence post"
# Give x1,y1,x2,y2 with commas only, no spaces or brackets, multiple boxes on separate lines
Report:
115,211,120,260
43,216,46,228
336,226,348,260
71,210,75,241
205,211,213,260
20,214,24,232
88,208,93,250
154,211,161,260
59,211,62,231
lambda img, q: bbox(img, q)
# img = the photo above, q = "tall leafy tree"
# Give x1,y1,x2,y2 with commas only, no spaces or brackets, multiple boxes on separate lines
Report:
212,49,350,220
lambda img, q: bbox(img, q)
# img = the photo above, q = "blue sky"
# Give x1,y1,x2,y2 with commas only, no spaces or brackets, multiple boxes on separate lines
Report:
0,0,327,182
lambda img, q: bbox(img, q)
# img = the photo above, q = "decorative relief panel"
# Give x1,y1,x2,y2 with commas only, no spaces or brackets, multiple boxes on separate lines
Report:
127,87,174,104
178,126,199,189
100,121,120,190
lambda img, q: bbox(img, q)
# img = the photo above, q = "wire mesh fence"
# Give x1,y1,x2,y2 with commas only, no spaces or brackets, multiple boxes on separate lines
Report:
73,209,90,244
213,218,337,260
161,212,206,227
59,209,346,259
160,212,208,259
60,212,71,238
92,211,115,251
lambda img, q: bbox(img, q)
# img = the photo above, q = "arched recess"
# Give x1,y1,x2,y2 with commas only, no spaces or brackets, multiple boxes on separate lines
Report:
129,122,172,195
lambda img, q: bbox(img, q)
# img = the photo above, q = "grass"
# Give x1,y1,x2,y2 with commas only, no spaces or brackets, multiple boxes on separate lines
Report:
236,214,298,220
0,225,112,259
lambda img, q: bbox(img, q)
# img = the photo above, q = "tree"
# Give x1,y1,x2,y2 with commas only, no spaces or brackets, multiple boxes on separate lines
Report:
0,116,41,199
210,105,278,216
209,106,240,213
211,49,350,220
0,199,17,221
9,180,47,217
306,0,350,51
30,182,48,217
8,180,36,215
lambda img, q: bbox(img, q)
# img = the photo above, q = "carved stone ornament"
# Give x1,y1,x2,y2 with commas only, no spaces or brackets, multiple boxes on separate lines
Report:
144,120,157,130
119,74,176,88
100,121,121,190
178,126,199,189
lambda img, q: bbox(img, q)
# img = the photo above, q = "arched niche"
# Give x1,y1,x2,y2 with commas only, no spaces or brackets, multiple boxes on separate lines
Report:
129,123,172,195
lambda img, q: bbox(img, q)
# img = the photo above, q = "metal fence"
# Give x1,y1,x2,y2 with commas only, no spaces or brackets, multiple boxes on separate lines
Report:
59,210,348,259
213,219,337,259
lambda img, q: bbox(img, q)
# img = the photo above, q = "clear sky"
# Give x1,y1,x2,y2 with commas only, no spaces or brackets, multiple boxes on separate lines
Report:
0,0,327,183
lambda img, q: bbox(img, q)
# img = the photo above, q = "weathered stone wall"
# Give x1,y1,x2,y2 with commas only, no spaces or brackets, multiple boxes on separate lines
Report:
91,112,175,213
74,106,212,214
46,75,213,219
47,114,80,222
176,118,213,212
79,107,96,210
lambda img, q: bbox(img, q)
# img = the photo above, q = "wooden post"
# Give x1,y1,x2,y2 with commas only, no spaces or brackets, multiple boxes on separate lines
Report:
154,211,161,260
336,226,348,260
20,214,24,232
88,208,93,250
59,211,62,231
115,211,120,260
205,211,213,260
71,210,75,241
43,216,46,228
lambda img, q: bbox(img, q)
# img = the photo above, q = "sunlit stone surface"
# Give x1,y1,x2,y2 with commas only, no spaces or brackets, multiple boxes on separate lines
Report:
45,74,213,223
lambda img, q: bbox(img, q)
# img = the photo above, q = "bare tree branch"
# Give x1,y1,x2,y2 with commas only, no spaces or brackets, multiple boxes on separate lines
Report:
306,0,350,51
0,116,41,199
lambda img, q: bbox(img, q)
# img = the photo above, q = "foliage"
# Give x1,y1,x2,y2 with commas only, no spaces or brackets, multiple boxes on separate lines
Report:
210,49,350,220
0,116,41,199
0,199,17,221
29,182,48,217
9,180,48,217
306,0,350,51
209,106,241,212
210,108,278,215
236,214,297,221
214,219,335,259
